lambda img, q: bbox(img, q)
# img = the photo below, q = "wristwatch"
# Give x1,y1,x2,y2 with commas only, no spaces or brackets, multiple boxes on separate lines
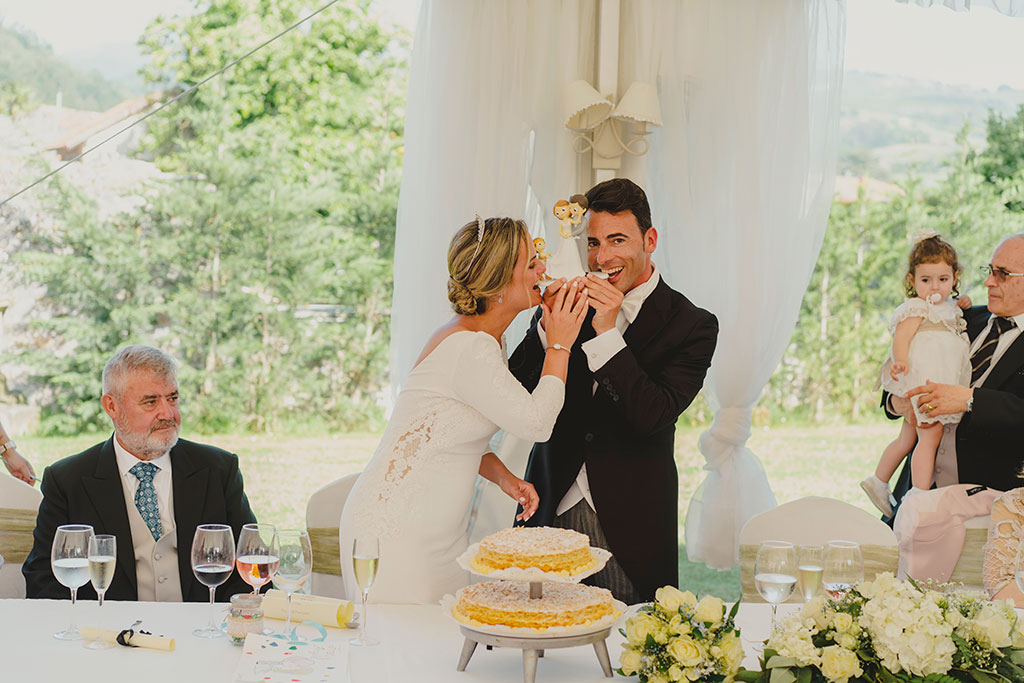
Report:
0,440,15,458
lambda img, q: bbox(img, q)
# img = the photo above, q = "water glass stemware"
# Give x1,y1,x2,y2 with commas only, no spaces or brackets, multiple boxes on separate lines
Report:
51,524,94,640
823,540,864,599
754,540,797,633
236,523,278,595
272,529,313,637
191,523,235,638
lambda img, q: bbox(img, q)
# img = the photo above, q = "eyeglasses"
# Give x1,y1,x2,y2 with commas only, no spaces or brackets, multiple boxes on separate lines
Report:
981,264,1024,283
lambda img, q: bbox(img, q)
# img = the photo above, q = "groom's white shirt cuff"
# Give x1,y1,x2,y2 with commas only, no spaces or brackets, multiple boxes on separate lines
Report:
581,329,626,371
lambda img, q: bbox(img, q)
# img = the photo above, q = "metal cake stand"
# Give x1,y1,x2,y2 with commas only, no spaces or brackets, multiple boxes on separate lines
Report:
454,582,614,683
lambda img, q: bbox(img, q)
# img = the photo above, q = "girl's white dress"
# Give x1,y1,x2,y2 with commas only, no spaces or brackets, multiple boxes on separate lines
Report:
880,297,971,425
338,330,564,604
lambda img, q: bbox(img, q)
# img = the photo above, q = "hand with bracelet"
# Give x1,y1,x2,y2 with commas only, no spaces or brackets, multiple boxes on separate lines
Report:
0,430,36,485
539,278,589,382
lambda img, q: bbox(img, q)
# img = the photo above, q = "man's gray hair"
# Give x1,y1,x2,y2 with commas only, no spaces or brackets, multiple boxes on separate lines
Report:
102,345,177,398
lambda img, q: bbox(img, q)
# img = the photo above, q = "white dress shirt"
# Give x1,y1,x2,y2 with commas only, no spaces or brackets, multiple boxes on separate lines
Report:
538,266,662,515
114,436,176,537
933,311,1024,486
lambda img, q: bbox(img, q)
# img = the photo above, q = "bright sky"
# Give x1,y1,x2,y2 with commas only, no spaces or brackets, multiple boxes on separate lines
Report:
1,0,1023,89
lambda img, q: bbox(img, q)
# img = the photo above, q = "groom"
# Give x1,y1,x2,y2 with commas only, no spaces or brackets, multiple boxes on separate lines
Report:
510,178,718,603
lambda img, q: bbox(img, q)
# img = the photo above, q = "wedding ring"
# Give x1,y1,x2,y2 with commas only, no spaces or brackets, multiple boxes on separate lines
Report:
924,403,934,411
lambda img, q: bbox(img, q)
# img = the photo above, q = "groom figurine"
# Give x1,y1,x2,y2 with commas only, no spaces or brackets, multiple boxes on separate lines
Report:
510,178,718,603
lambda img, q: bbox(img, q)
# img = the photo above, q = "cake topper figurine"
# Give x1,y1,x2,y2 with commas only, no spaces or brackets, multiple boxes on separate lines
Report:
533,237,552,280
545,194,590,280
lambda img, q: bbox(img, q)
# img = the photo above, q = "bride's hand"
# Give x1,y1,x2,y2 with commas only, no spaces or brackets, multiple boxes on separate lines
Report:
542,279,588,349
501,475,539,522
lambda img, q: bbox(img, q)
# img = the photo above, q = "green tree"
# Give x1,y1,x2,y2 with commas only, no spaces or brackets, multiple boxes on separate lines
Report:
11,0,406,433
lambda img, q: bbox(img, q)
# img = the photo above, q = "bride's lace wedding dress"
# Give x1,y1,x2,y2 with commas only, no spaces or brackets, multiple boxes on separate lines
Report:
339,330,564,604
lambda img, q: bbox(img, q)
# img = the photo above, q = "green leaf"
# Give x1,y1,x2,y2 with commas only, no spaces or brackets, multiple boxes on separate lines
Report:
766,656,802,669
769,667,797,683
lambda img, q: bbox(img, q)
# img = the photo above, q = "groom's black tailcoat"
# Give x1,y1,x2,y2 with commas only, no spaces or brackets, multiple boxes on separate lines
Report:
23,436,257,601
509,278,718,600
887,305,1024,511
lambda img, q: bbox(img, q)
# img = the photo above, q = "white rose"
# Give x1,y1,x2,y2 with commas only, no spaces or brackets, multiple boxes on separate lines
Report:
625,613,662,646
668,664,684,681
831,612,854,633
620,649,643,676
819,646,862,683
695,595,725,625
657,586,688,612
668,636,705,667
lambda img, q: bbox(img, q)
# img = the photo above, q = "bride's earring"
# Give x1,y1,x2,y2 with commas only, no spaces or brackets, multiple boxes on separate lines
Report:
498,294,503,303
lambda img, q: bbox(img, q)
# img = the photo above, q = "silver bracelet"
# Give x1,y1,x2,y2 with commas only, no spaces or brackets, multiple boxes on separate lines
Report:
0,440,15,458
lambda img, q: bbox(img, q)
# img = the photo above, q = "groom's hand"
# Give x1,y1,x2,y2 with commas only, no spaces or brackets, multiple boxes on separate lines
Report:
585,274,623,335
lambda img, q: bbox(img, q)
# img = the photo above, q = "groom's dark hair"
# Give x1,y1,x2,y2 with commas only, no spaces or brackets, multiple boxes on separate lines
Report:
585,178,652,235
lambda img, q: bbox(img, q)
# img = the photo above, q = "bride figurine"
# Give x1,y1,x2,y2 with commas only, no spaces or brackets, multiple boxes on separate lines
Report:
545,194,589,280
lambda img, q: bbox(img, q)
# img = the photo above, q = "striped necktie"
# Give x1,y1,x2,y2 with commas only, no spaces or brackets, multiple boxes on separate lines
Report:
970,316,1016,385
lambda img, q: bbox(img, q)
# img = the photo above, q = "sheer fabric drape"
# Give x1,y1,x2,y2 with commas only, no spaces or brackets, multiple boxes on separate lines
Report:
391,0,845,568
897,0,1024,15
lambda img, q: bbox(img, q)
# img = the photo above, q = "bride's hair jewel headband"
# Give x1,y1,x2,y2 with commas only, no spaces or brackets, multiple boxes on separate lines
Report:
454,214,487,284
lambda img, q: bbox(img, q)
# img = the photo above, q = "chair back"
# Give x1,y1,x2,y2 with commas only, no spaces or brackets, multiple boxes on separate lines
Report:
0,475,43,598
305,472,359,598
949,514,990,590
738,496,898,603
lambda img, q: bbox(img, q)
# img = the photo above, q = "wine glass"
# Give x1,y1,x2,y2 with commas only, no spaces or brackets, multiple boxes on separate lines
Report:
272,529,313,638
51,524,94,640
823,540,863,599
191,523,235,638
236,523,278,595
754,540,797,633
797,544,824,602
85,534,116,649
351,537,380,647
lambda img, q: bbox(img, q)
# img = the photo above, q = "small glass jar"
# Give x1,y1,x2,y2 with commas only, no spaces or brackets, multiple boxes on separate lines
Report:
227,593,264,644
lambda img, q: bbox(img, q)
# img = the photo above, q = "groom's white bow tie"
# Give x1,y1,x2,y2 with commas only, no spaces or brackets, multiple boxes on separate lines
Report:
620,291,644,325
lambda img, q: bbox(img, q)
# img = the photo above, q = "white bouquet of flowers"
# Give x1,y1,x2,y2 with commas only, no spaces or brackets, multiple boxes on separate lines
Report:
737,572,1024,683
617,585,743,683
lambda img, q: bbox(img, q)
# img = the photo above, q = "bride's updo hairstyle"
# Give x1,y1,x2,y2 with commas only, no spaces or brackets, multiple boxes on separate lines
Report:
448,216,529,315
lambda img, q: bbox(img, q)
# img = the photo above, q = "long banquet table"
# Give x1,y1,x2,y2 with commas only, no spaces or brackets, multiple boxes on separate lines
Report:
0,598,790,682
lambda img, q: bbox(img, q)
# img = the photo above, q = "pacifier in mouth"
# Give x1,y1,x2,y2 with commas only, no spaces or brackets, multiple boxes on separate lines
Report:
927,292,942,304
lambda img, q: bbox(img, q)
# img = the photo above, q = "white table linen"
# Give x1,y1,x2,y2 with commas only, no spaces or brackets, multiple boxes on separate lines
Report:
0,598,789,682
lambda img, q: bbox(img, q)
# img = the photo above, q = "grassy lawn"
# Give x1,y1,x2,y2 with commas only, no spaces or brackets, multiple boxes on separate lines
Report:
21,420,895,601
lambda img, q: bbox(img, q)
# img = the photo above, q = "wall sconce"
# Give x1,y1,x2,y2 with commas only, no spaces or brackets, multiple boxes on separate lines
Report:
564,80,663,170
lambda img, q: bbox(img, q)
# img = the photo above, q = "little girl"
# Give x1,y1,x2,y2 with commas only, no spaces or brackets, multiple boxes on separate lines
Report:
861,233,972,517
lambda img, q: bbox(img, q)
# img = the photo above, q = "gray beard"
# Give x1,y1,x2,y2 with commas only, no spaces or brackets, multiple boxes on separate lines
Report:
115,419,179,461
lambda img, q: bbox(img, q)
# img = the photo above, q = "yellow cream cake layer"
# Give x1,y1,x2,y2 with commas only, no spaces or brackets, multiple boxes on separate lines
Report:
453,581,617,630
471,526,597,575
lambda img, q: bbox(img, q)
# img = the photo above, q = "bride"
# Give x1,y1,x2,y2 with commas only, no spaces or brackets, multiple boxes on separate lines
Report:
339,216,589,604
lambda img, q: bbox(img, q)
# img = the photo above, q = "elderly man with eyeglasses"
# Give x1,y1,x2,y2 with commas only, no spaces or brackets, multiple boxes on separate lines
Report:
880,233,1024,582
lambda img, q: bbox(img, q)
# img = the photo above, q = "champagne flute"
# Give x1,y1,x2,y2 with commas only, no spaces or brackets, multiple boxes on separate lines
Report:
351,537,380,647
85,534,116,649
272,529,313,638
754,540,797,633
823,540,864,599
236,523,279,595
51,524,94,640
191,523,235,638
798,544,824,601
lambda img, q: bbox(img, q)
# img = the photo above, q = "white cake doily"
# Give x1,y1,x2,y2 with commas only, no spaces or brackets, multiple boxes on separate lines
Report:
441,594,627,639
456,543,612,583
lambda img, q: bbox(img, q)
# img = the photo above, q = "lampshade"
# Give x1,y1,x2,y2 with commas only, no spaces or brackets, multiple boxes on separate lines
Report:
612,81,663,126
563,79,613,131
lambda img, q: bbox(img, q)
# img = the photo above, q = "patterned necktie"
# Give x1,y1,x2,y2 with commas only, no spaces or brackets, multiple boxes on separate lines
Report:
970,316,1017,385
129,462,163,541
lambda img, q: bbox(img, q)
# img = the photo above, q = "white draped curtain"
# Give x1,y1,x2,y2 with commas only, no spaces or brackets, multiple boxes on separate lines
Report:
897,0,1024,14
391,0,845,568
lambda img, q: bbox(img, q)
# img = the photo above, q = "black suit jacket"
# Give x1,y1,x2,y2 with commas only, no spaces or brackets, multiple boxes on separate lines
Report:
887,306,1024,507
509,278,718,600
23,437,257,601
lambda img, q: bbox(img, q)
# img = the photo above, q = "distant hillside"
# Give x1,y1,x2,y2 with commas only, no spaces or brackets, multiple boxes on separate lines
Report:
0,24,134,112
840,72,1024,184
